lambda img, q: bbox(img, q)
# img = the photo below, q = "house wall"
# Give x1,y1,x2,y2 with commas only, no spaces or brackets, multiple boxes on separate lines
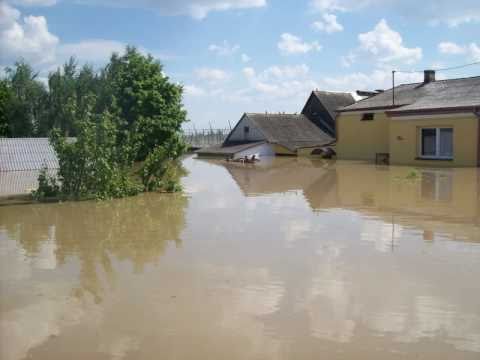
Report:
272,144,296,156
337,112,479,167
389,115,479,167
336,112,390,161
227,115,265,143
233,143,275,159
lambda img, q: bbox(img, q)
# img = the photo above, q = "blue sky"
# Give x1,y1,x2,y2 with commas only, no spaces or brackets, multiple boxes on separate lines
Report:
1,0,479,129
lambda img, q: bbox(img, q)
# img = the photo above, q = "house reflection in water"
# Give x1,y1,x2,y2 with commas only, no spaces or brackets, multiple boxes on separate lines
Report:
209,158,480,243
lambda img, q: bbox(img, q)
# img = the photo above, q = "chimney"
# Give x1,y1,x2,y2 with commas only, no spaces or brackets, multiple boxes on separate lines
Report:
424,70,436,84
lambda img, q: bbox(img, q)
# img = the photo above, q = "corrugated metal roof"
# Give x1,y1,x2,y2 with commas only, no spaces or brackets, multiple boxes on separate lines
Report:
0,169,57,196
0,138,63,171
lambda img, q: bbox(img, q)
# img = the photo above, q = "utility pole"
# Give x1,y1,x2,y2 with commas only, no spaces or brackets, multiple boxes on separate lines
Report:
392,70,396,106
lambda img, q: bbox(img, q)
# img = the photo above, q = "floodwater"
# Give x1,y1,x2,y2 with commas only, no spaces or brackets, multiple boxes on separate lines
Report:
1,156,480,360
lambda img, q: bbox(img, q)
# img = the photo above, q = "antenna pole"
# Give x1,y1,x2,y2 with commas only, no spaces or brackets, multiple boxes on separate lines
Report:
392,70,396,106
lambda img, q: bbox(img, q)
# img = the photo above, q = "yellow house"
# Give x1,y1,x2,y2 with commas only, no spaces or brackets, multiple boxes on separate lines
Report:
336,71,480,167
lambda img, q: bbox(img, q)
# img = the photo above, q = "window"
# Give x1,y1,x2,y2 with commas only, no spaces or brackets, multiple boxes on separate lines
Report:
420,128,453,159
361,113,374,121
244,126,249,133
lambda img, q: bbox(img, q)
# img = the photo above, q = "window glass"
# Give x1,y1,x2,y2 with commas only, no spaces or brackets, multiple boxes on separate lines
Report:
421,128,436,156
439,128,453,157
361,113,374,121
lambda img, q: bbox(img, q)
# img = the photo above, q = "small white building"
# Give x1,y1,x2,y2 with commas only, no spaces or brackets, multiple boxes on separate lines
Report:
197,90,355,159
0,138,74,196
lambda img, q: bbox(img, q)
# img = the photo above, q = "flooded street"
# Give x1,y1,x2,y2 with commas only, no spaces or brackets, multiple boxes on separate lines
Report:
1,156,480,360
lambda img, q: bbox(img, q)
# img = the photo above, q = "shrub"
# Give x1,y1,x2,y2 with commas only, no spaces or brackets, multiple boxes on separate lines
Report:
50,111,143,200
32,166,60,200
139,135,187,192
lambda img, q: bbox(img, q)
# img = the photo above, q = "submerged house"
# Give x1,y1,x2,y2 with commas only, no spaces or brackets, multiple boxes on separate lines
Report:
336,71,480,167
197,91,355,158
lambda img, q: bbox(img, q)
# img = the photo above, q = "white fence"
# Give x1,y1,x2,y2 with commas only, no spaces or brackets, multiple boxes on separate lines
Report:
183,129,230,148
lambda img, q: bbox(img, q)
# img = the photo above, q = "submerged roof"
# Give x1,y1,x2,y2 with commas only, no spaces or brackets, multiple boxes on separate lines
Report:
339,76,480,113
243,113,334,151
196,141,266,156
1,138,59,171
0,137,76,172
310,91,356,119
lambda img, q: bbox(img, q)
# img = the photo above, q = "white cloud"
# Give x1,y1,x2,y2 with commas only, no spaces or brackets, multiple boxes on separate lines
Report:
309,0,347,12
312,13,343,33
1,3,169,74
310,0,480,27
243,64,318,98
195,67,230,82
358,19,422,64
184,84,207,96
322,69,423,92
242,66,255,78
208,40,240,56
277,33,321,55
470,43,480,61
10,0,58,6
241,53,251,62
340,52,356,67
438,42,466,55
75,0,266,19
261,64,310,80
0,2,59,67
438,41,480,61
58,39,125,64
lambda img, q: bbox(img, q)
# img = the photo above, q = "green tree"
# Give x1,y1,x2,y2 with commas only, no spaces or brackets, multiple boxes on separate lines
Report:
101,46,187,160
4,61,47,136
39,59,100,136
0,46,188,200
0,80,11,137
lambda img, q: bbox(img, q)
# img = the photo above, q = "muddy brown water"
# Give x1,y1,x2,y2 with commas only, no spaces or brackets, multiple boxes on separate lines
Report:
1,156,480,360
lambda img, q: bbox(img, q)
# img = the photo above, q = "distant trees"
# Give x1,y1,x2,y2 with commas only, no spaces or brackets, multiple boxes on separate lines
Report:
5,46,188,200
0,80,10,137
1,59,99,137
2,62,47,137
40,58,100,137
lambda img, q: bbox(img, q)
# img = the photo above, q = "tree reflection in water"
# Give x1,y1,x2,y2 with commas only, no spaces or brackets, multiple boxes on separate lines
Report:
0,192,189,303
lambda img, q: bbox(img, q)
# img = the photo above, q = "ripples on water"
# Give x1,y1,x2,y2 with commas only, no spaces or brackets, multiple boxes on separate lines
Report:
1,156,479,359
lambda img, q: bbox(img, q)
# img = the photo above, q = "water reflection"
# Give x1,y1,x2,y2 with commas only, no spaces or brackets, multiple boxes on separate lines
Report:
0,193,188,302
213,158,480,243
1,157,480,360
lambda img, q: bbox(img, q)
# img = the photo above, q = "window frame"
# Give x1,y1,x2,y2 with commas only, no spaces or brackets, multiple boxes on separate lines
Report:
418,127,454,160
361,113,374,121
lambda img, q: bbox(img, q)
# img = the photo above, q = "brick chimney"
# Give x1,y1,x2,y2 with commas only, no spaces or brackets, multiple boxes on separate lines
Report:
424,70,436,84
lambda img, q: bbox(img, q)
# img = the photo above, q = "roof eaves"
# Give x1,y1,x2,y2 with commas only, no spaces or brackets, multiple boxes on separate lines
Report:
338,104,406,113
386,105,480,117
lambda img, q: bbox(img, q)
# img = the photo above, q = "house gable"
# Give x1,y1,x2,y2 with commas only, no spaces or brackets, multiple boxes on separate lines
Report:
224,114,266,145
301,91,355,137
302,93,335,136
